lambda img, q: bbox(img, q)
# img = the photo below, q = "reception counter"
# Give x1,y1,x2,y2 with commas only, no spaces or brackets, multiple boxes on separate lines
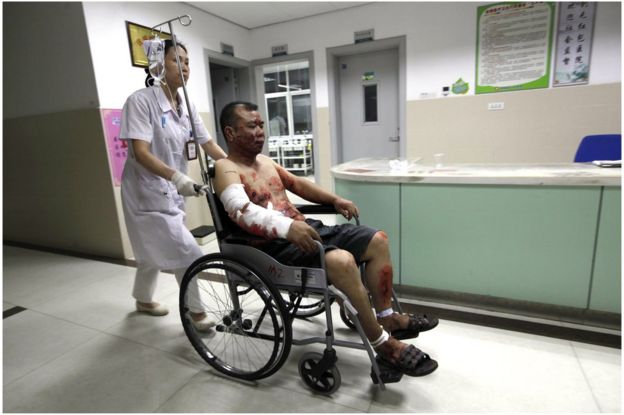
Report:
331,159,621,316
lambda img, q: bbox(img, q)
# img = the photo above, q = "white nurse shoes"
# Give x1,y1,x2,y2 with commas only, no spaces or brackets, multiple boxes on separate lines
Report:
191,314,217,333
135,301,170,316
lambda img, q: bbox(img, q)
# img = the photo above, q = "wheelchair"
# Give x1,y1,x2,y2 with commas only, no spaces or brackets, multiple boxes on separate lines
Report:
179,165,405,395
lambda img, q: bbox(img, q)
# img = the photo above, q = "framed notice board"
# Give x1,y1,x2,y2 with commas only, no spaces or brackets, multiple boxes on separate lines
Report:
476,2,555,94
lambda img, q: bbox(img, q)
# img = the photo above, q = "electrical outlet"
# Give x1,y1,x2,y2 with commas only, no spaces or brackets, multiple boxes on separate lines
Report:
488,102,505,110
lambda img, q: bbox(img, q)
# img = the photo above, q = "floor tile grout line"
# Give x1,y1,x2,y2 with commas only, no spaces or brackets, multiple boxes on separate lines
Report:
2,318,103,388
570,341,604,413
152,366,206,412
9,306,201,370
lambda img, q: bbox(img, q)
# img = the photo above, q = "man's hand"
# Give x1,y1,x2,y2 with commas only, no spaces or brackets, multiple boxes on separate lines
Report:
286,221,322,253
334,197,359,220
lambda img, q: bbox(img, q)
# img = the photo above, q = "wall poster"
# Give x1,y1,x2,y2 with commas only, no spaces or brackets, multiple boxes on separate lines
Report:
101,109,126,186
476,2,555,94
553,2,596,86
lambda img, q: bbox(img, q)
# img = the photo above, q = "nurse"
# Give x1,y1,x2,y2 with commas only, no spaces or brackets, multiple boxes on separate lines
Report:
120,39,226,331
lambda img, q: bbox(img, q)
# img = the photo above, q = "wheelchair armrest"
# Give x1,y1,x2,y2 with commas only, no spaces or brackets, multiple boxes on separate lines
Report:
295,204,338,215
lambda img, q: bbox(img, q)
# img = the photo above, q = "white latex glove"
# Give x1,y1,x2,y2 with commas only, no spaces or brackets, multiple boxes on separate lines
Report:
171,171,202,197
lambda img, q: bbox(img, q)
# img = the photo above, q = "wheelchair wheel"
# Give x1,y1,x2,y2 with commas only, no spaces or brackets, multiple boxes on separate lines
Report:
298,352,341,395
180,254,292,381
284,293,335,319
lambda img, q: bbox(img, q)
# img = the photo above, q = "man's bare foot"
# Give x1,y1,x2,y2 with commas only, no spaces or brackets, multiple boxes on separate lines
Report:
375,336,406,363
378,312,439,340
374,336,438,377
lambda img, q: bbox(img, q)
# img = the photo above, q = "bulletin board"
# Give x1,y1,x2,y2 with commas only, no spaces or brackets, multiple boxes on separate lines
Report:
476,2,555,94
101,109,126,186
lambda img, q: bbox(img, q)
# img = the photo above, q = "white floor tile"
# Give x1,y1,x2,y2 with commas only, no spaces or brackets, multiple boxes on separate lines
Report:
105,289,208,366
3,332,200,413
156,370,363,412
572,341,621,413
3,246,126,308
3,310,99,385
370,320,601,413
3,301,16,311
3,246,620,413
32,267,178,331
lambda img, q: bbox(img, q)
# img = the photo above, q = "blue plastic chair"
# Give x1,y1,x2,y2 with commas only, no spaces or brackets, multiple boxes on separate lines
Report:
574,134,622,162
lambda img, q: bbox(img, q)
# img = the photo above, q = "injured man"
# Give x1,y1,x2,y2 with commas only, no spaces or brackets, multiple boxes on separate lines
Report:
213,101,439,377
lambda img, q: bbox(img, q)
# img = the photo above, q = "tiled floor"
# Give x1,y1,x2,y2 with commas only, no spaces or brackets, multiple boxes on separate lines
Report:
3,244,621,413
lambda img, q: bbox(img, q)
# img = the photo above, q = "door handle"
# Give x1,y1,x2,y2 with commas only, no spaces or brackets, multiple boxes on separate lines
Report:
388,135,400,142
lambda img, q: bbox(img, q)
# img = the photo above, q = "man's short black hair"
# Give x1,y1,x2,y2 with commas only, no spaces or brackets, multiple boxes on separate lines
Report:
219,101,258,141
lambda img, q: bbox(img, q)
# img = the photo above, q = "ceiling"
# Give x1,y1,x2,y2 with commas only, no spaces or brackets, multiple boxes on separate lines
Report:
186,2,371,30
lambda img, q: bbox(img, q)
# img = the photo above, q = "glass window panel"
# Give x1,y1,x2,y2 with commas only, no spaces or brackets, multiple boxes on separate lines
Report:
266,97,289,137
264,70,287,93
288,67,310,91
292,94,312,134
364,84,378,122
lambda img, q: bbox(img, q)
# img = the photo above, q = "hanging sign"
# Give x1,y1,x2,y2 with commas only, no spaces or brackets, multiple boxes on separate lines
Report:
221,42,234,56
553,2,596,86
271,44,288,57
476,2,555,94
354,29,374,44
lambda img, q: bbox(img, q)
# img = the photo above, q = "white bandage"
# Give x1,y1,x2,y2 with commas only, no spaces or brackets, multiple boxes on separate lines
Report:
220,183,293,239
369,328,390,349
376,308,394,318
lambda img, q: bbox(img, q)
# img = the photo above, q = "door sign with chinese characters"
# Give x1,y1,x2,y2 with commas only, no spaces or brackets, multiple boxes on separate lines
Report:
553,2,596,86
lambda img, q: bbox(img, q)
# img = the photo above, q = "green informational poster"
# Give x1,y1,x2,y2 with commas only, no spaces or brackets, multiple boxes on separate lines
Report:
476,2,555,94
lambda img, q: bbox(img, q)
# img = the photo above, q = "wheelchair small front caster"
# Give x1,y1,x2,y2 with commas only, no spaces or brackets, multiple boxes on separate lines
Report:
298,351,341,395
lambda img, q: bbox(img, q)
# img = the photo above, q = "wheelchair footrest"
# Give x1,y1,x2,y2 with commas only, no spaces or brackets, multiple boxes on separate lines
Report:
370,357,404,385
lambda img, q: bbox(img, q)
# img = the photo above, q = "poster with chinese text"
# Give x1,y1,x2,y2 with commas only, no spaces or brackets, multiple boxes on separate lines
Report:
101,109,126,186
476,2,555,94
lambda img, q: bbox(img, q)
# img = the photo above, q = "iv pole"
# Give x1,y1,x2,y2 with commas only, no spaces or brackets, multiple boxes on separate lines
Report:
151,15,209,185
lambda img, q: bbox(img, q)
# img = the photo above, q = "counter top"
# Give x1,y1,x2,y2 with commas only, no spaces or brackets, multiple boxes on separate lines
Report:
331,158,621,186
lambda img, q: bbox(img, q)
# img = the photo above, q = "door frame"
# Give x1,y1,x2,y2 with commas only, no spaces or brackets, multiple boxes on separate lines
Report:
326,36,406,165
250,51,319,181
204,49,252,143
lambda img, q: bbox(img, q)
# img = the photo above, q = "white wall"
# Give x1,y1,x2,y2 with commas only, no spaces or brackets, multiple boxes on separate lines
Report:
249,2,621,105
4,2,99,119
82,2,251,112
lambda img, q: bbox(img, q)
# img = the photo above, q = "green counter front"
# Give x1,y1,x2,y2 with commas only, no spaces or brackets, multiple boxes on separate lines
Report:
333,161,621,315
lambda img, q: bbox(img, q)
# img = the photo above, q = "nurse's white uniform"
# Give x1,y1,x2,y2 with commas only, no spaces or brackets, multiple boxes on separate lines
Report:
120,86,210,271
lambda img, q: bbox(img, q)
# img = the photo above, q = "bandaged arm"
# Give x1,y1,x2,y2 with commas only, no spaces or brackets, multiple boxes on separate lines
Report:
220,183,293,239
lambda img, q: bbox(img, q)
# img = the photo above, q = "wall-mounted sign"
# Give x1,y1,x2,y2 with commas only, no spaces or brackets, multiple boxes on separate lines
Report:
221,42,234,56
354,29,374,44
476,2,555,94
271,44,288,57
362,71,375,81
101,109,126,186
553,2,596,87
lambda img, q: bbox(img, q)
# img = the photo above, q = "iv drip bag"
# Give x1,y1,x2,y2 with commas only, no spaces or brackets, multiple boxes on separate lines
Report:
143,36,165,85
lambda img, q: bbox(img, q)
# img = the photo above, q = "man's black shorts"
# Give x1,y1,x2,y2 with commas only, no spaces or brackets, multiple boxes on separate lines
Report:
260,218,378,268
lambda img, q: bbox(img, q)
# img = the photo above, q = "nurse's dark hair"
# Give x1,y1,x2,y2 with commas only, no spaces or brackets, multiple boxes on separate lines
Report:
219,101,258,142
144,39,188,87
